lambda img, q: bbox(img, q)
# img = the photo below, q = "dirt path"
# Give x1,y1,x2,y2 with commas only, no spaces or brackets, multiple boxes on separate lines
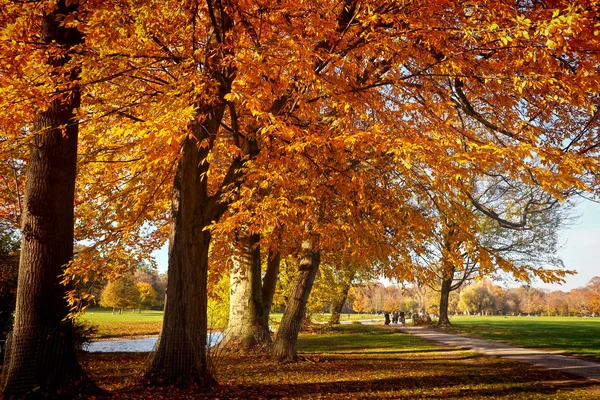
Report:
399,326,600,383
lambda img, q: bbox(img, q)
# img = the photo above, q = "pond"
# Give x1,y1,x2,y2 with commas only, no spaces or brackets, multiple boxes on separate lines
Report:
340,319,383,325
84,332,223,353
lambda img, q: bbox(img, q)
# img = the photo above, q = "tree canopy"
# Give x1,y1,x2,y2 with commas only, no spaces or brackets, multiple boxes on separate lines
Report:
1,0,598,291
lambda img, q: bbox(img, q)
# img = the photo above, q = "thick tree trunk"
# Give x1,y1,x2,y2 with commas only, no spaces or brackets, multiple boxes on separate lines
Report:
2,3,97,398
145,120,223,385
224,232,270,349
145,11,235,378
272,241,320,361
262,250,280,316
438,276,453,326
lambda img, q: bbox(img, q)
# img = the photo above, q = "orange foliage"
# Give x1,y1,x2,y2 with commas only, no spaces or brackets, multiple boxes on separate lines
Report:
1,1,600,302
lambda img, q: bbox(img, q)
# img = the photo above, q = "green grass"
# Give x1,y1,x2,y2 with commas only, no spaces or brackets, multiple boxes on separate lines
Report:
447,315,600,359
298,324,439,354
80,309,383,338
79,308,164,338
310,312,383,323
270,312,382,324
81,309,600,363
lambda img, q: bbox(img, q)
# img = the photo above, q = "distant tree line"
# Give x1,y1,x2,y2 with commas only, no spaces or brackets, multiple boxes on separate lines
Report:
343,277,600,318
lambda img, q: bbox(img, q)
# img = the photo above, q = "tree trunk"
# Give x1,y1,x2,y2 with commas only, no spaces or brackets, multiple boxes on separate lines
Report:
272,241,320,361
2,2,97,398
145,131,219,386
262,250,280,317
145,5,238,385
224,232,270,349
329,274,354,325
438,276,453,326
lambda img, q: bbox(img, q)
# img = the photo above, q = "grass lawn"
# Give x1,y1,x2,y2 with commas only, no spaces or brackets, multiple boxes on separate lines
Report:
271,312,383,324
79,309,383,338
447,315,600,360
79,325,600,399
79,308,164,338
311,312,383,323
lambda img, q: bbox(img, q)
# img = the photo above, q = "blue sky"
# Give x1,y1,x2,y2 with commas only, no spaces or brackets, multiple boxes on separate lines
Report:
536,199,600,291
152,200,599,292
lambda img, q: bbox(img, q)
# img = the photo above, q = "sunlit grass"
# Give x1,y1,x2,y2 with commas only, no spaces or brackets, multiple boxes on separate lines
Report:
447,315,600,359
79,308,164,338
80,308,384,338
269,312,383,323
298,324,438,354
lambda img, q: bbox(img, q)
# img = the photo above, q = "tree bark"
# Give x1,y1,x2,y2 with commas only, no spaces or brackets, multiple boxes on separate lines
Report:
2,2,98,398
144,6,237,379
262,250,280,316
272,240,320,361
145,117,225,385
439,230,458,327
224,232,270,349
329,272,355,325
438,275,453,326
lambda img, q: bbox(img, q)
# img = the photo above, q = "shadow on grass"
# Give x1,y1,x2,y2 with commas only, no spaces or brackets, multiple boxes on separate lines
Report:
207,371,596,399
325,347,470,355
81,323,600,399
297,332,436,354
81,350,600,399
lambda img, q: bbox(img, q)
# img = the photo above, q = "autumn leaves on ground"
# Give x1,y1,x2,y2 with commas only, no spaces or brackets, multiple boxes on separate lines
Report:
75,325,599,399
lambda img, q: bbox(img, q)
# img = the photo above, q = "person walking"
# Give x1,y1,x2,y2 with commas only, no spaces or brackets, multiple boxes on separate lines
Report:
384,311,391,325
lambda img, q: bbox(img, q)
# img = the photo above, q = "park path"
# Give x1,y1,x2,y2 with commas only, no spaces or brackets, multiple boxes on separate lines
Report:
399,326,600,383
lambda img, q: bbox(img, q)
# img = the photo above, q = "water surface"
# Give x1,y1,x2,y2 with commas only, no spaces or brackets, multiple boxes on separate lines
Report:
85,332,223,352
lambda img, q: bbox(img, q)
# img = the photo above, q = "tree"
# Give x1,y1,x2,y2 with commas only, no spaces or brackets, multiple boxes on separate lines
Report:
0,2,99,397
272,238,320,361
155,273,168,309
100,275,140,313
327,268,358,325
413,175,571,325
306,261,359,324
207,272,230,330
4,0,600,390
136,282,157,311
514,286,546,315
225,233,271,348
352,290,369,314
459,282,497,315
262,251,282,321
585,277,600,315
0,224,19,344
566,288,591,316
546,291,569,316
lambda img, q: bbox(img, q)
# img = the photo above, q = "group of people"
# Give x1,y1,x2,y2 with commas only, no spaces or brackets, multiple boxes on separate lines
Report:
383,310,406,325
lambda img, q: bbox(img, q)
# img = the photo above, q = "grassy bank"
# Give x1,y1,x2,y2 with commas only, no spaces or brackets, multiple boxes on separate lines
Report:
79,325,599,399
448,316,600,359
